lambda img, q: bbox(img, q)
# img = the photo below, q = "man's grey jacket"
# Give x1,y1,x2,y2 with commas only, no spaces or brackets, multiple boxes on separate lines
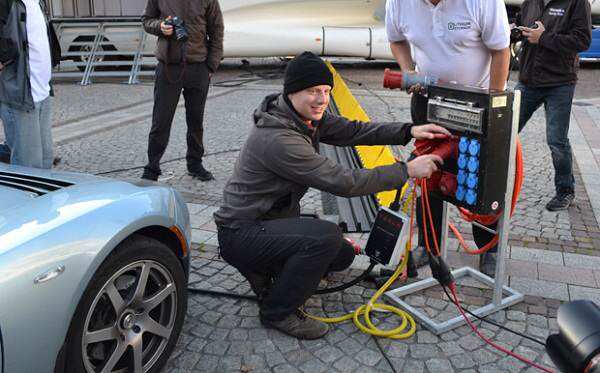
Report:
214,93,414,228
0,0,60,111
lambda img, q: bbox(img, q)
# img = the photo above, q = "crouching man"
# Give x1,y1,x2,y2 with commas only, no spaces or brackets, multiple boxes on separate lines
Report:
213,51,448,339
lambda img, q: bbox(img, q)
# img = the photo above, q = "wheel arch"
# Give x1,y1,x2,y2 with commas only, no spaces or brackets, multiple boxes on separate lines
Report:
53,224,189,373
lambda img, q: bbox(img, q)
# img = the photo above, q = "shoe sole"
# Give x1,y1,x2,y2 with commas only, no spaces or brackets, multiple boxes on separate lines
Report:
260,319,329,340
545,203,572,212
187,172,214,181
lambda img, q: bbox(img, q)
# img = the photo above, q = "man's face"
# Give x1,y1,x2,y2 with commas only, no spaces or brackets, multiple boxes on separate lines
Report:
288,85,331,123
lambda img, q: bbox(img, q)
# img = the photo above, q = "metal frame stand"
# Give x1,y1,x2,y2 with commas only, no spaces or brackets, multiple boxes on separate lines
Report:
384,90,524,335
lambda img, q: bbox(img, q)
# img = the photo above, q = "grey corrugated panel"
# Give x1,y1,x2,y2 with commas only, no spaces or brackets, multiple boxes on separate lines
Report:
319,96,379,233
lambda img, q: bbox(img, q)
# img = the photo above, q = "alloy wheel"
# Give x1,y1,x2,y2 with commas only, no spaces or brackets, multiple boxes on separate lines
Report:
81,260,178,373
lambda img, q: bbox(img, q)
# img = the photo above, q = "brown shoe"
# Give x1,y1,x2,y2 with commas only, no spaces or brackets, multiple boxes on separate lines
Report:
261,310,329,339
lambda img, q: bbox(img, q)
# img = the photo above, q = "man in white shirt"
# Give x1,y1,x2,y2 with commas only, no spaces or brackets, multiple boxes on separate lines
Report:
386,0,510,276
0,0,60,169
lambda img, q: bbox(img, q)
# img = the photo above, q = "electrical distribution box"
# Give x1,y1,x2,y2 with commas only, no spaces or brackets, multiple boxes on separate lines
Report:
426,84,514,215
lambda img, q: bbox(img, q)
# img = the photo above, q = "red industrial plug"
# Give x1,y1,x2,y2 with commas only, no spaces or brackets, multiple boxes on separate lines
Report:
424,171,457,197
344,237,363,256
413,137,459,159
383,68,440,91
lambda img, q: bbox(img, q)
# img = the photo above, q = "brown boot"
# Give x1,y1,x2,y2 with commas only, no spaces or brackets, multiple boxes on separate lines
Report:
261,310,329,339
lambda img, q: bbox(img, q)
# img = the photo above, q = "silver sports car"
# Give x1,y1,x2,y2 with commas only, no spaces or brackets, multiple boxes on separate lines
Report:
0,164,191,373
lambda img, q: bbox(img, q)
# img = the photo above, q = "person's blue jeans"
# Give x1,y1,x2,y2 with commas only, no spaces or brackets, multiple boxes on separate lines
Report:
516,82,576,193
0,97,53,169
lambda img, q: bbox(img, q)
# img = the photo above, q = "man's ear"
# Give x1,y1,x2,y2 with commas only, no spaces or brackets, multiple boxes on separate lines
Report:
287,92,297,107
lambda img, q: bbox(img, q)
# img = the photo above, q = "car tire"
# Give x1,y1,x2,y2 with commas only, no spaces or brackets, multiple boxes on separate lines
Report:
63,234,187,373
69,36,118,72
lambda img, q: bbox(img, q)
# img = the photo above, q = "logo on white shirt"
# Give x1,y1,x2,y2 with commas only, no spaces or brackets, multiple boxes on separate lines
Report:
548,8,565,16
448,21,472,31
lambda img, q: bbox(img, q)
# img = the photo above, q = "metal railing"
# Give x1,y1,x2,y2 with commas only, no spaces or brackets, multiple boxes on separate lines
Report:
53,20,157,85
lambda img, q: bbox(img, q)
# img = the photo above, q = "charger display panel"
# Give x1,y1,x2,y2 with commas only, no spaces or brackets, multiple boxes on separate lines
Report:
364,207,410,267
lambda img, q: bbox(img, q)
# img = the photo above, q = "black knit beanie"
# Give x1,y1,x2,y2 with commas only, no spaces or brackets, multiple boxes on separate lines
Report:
283,51,334,95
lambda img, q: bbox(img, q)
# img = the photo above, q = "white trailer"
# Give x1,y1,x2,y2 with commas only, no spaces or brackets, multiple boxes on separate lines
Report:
48,0,600,84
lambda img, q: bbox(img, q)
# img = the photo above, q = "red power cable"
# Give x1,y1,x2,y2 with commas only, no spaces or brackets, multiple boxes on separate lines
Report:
411,143,556,372
421,179,442,256
447,284,556,373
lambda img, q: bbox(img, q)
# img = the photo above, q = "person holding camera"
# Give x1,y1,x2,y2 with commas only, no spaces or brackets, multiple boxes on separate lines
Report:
141,0,224,181
385,0,511,276
513,0,592,211
0,0,60,169
214,52,450,339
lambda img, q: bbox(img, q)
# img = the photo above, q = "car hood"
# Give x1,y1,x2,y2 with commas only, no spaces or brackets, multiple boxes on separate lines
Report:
0,165,174,253
0,164,118,214
0,184,37,212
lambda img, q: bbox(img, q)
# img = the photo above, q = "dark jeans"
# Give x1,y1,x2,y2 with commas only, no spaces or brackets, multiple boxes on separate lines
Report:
145,62,210,174
218,217,355,321
516,82,576,193
411,94,497,252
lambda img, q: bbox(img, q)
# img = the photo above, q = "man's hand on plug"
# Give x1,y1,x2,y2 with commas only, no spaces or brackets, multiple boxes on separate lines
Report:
411,123,452,140
407,154,443,179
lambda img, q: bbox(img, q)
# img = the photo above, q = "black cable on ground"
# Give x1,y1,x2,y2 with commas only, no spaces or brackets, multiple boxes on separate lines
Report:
185,262,376,300
373,336,399,373
185,261,399,373
186,285,259,302
316,289,400,373
93,148,241,176
440,285,546,347
314,262,376,294
211,59,285,88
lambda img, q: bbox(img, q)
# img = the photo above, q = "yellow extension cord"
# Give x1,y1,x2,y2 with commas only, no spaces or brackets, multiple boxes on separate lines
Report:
305,194,418,340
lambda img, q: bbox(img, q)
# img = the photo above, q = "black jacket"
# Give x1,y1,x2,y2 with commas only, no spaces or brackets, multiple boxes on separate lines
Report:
517,0,592,88
0,0,61,110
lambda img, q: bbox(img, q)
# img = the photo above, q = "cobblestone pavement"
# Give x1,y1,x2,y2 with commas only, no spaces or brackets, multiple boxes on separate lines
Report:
6,61,600,372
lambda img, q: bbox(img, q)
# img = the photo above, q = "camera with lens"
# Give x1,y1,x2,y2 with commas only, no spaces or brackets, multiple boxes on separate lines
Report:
546,300,600,373
164,16,189,43
510,23,538,43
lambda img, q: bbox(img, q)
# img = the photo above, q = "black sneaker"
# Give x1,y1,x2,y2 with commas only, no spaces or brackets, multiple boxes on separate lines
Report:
141,168,160,181
545,192,575,211
188,165,214,181
261,310,329,339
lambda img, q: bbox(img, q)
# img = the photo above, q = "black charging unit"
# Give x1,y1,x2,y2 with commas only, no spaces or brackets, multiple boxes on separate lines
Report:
364,207,410,267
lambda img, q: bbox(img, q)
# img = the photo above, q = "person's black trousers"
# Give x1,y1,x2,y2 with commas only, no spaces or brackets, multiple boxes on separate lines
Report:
411,94,497,253
145,62,210,174
218,217,355,321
